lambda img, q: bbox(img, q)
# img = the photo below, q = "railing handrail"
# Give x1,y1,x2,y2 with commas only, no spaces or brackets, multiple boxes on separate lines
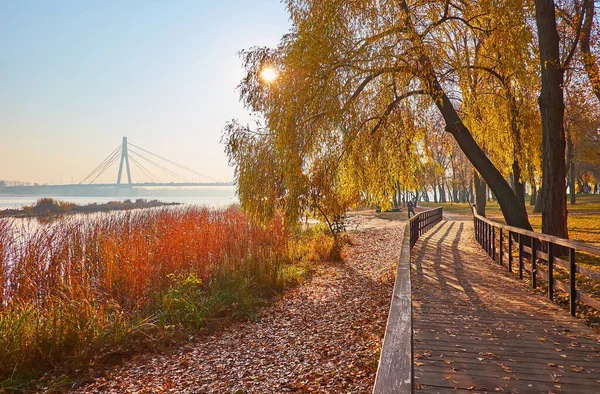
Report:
471,207,600,255
471,206,600,316
374,206,443,394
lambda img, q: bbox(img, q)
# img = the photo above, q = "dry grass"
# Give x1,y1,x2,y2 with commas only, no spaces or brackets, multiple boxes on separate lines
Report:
0,206,310,388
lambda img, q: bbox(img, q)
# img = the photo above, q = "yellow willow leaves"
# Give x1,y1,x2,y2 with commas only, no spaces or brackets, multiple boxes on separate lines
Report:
225,0,599,224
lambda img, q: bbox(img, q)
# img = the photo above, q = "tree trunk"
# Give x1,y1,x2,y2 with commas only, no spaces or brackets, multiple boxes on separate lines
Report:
534,187,544,213
570,161,576,205
469,177,474,203
535,0,569,238
566,132,576,205
580,0,600,103
474,171,487,217
399,0,531,230
530,183,537,206
512,159,526,211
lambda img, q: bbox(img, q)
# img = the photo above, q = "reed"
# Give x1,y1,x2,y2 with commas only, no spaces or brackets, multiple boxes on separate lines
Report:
0,206,294,381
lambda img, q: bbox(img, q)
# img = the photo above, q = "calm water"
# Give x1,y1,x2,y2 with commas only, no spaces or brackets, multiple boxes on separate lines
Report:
0,186,238,210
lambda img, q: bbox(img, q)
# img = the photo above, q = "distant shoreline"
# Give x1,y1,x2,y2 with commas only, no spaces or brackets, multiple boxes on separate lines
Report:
0,198,181,218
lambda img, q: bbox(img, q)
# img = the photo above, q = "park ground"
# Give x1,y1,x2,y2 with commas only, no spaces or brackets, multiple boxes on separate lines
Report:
41,202,600,392
69,213,405,393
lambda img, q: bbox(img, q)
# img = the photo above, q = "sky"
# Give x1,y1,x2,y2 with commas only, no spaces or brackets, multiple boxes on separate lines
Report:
0,1,291,184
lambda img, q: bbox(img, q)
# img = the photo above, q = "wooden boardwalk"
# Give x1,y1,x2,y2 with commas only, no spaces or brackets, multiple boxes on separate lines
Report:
411,218,600,393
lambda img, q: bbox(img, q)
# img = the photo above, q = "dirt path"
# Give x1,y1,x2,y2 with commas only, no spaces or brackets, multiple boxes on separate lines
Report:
72,214,403,393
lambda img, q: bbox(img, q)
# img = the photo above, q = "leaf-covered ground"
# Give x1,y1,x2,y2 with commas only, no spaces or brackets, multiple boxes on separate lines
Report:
71,214,404,393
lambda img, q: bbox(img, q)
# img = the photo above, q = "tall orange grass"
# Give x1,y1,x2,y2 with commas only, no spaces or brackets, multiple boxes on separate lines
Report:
0,206,291,381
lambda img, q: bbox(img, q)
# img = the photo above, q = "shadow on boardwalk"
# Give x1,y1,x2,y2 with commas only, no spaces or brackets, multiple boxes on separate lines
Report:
412,218,600,393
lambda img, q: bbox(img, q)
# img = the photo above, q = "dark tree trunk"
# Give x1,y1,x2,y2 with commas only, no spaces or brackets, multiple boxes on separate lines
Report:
535,0,569,238
474,171,487,217
433,182,438,203
469,177,474,203
434,93,530,228
530,183,537,206
399,0,531,230
534,187,544,213
567,132,576,205
580,0,600,103
570,161,576,205
512,159,526,211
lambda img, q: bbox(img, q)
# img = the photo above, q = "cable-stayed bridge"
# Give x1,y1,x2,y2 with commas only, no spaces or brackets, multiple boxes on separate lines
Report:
0,137,232,197
76,137,228,188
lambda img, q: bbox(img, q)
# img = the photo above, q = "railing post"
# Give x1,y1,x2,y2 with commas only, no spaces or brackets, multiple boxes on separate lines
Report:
489,224,492,257
508,231,513,273
518,233,524,280
488,224,492,257
486,223,490,255
569,247,576,316
492,226,496,262
548,242,554,301
531,237,537,289
499,228,503,266
485,223,489,254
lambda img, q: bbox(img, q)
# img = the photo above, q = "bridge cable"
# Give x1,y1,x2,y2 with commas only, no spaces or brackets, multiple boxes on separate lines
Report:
129,155,159,183
128,150,190,183
88,151,121,184
79,145,121,184
128,143,221,183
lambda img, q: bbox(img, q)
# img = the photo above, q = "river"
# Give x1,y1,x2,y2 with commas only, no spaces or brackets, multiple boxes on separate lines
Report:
0,186,238,210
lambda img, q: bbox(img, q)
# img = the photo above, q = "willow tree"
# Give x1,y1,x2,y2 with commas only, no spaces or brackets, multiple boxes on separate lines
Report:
438,12,541,216
225,0,554,230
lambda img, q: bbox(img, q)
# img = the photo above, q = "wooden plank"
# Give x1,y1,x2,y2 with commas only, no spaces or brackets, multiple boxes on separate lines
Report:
514,247,600,312
374,207,443,393
523,247,600,282
415,364,600,385
579,291,600,311
412,218,600,394
373,220,413,393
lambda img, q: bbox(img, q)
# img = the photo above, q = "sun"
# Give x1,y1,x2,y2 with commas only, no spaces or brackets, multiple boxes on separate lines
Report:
260,66,278,84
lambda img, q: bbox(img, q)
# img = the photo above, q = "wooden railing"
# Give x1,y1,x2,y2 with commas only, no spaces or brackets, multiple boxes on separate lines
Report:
374,207,443,394
473,207,600,315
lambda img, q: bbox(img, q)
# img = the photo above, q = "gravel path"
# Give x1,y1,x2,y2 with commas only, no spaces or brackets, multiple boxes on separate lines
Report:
73,214,403,393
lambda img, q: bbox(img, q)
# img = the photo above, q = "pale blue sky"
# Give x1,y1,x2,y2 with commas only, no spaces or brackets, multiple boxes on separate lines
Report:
0,1,290,184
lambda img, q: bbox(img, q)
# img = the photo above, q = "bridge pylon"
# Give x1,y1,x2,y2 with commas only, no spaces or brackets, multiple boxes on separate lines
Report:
116,136,132,186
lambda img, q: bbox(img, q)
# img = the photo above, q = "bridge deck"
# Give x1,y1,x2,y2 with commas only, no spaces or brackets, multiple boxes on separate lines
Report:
411,218,600,393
